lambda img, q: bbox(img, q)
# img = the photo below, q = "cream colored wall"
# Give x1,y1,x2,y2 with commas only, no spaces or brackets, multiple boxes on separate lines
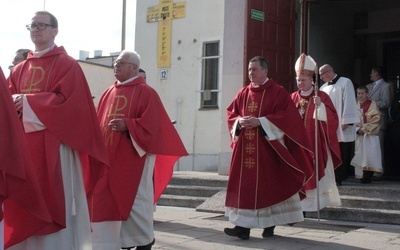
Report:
219,0,246,175
79,62,115,107
135,0,245,172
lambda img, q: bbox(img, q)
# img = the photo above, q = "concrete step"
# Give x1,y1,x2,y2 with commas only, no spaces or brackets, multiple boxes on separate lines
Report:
160,172,400,225
305,207,400,225
338,185,399,199
196,190,400,225
340,195,400,210
168,174,228,188
162,185,222,197
157,194,207,208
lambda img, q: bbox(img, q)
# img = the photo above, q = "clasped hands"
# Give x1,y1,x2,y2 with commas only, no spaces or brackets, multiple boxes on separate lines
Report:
238,116,260,129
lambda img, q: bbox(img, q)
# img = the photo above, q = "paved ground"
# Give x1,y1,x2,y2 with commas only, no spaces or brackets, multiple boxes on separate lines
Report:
151,206,400,250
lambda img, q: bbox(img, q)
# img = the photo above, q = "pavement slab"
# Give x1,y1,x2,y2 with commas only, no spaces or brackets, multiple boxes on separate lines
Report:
150,206,400,250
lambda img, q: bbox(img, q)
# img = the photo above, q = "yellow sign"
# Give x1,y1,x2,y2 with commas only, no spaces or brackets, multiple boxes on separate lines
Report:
147,0,186,68
147,1,186,22
158,16,171,67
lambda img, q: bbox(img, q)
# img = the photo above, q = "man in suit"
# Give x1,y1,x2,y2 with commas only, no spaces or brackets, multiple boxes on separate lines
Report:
366,66,393,175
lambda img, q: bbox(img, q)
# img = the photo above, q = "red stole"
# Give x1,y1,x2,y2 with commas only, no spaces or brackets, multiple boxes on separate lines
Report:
90,78,187,221
226,80,314,209
360,100,372,124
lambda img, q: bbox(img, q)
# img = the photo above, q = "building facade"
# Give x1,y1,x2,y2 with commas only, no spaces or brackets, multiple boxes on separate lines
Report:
80,0,400,176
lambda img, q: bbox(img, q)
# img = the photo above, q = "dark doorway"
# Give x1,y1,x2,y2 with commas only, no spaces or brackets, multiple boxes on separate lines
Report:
384,40,400,178
308,0,400,178
383,40,400,90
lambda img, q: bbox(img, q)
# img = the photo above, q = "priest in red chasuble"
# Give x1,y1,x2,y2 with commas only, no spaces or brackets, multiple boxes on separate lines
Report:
290,53,341,212
6,11,108,250
224,56,314,240
89,50,188,250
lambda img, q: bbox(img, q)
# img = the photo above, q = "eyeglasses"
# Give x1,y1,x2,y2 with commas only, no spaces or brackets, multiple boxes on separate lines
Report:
320,70,330,76
26,23,54,31
113,61,135,67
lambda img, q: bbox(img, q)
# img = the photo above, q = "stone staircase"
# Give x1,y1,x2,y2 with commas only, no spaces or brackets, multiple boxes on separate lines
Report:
305,178,400,224
158,172,227,208
158,171,400,225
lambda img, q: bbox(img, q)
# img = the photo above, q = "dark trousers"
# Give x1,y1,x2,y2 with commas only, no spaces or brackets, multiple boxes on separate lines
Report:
335,141,355,182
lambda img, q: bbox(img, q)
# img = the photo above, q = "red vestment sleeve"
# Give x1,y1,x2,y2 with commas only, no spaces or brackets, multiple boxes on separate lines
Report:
1,66,53,248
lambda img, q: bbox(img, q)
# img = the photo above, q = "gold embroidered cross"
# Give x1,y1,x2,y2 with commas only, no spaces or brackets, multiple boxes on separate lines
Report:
247,101,258,113
244,157,256,169
298,98,309,117
245,143,256,154
299,98,308,107
245,129,256,140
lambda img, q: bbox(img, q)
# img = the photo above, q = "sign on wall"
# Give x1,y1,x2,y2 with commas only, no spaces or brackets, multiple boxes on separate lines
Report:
160,68,168,80
251,9,264,22
147,0,186,68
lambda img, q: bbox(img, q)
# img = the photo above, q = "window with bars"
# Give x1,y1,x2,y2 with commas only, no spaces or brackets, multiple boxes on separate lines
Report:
200,41,220,109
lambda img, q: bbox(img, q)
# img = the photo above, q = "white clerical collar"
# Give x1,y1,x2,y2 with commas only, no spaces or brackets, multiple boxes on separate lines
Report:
300,87,314,97
252,77,269,88
117,75,139,85
33,43,56,58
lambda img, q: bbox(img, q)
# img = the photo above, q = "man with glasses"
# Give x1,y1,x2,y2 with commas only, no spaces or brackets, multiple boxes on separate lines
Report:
319,64,359,186
89,50,187,250
7,11,108,249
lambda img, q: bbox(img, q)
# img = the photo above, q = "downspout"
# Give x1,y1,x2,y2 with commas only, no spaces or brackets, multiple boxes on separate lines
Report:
300,0,310,54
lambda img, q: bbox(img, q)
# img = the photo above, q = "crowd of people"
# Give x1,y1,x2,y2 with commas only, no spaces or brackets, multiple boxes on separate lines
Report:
1,11,187,250
223,53,395,240
1,9,396,250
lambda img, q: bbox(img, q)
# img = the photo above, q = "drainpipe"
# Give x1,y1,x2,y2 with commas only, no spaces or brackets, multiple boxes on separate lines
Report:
175,97,183,170
300,0,310,53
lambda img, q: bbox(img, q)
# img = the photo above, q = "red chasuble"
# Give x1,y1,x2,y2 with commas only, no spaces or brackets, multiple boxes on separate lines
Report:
6,47,108,240
290,90,341,190
1,67,52,248
89,77,188,221
226,79,314,210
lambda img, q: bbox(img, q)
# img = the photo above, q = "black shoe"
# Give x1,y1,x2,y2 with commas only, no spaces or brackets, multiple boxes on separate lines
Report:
136,238,155,250
224,226,250,240
262,226,275,238
360,178,372,184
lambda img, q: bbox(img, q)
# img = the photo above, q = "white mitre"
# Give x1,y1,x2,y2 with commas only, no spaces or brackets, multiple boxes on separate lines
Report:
295,53,316,77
